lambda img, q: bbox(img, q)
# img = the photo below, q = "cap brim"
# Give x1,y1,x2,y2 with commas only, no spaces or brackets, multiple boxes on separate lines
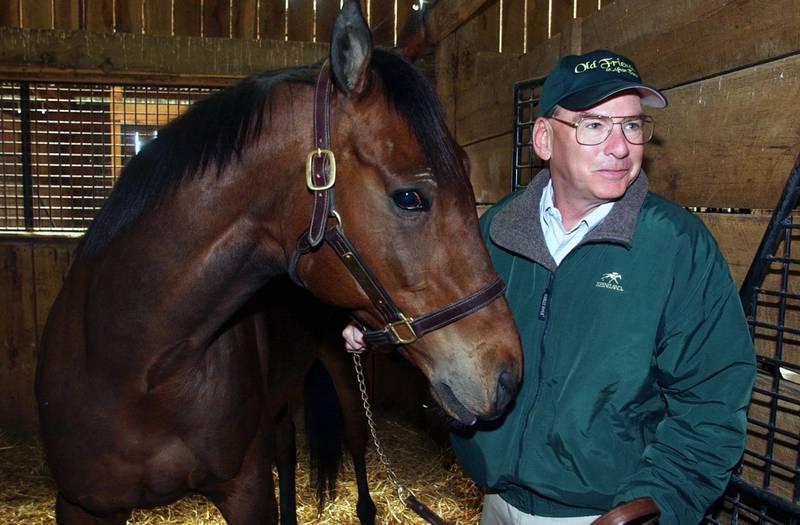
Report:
558,80,667,112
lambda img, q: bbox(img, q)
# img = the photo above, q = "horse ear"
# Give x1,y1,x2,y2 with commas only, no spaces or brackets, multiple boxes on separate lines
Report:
330,0,373,97
395,9,428,63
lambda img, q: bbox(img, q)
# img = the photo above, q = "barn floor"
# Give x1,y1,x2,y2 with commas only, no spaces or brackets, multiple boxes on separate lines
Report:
0,416,482,524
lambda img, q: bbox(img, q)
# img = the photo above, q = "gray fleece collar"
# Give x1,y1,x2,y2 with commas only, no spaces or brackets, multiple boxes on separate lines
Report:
489,169,648,271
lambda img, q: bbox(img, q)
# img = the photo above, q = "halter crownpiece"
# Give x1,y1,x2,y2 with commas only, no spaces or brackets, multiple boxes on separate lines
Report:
289,63,507,347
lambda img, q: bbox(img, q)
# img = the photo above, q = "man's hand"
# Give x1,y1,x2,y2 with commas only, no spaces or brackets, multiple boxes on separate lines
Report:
342,323,367,353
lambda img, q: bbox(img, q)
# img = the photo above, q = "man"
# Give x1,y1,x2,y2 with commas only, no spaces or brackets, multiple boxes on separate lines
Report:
344,49,756,524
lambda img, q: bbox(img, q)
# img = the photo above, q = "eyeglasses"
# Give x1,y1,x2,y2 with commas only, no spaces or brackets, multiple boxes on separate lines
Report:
549,114,655,145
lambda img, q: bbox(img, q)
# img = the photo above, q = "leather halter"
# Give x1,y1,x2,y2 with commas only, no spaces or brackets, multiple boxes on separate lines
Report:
288,62,506,347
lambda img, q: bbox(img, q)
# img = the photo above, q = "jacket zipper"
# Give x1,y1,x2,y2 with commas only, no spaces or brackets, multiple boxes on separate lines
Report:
514,271,555,480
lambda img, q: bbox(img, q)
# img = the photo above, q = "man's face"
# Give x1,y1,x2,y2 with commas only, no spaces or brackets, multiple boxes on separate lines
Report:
534,92,645,213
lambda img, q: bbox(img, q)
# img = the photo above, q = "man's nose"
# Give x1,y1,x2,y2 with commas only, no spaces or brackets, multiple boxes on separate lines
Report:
604,123,631,157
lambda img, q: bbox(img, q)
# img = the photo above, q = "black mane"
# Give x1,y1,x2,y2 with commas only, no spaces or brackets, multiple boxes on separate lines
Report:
79,49,463,258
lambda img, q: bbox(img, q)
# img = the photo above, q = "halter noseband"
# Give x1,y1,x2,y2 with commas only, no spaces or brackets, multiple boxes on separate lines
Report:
288,62,506,347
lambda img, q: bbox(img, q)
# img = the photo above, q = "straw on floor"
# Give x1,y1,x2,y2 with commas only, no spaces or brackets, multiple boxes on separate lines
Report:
0,418,482,524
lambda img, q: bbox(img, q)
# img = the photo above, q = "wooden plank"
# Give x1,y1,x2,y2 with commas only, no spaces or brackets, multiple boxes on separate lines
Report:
463,132,513,204
370,0,394,47
21,1,52,29
259,0,285,40
286,0,313,42
0,26,327,84
426,0,495,47
32,244,73,342
395,0,416,48
580,0,800,91
84,0,115,33
526,0,549,50
53,0,80,30
203,0,230,38
549,0,572,38
144,0,172,36
435,31,458,129
697,213,767,289
0,2,21,28
115,0,144,34
646,53,800,210
500,0,524,55
455,38,560,145
472,2,499,52
173,0,201,36
0,243,37,429
232,0,257,40
315,0,338,44
576,0,598,18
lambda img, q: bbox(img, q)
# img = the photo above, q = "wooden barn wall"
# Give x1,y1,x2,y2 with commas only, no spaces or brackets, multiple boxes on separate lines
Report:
0,0,416,45
440,0,800,288
0,238,77,429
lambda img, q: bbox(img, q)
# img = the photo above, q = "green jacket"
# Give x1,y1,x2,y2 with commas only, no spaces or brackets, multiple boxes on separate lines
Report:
451,171,755,524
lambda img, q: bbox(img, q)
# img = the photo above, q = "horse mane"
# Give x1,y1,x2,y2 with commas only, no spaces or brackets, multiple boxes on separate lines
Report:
78,49,463,258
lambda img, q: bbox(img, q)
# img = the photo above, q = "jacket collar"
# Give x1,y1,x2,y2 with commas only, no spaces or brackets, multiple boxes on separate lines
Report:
489,169,649,271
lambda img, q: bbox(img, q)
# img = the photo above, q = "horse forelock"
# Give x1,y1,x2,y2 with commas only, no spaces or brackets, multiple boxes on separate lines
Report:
78,66,317,259
369,49,467,190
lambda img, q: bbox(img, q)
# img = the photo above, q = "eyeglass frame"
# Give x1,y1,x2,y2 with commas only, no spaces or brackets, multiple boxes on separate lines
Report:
548,113,656,145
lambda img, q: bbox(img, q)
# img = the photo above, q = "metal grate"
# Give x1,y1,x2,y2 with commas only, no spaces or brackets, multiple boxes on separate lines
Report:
716,154,800,524
0,81,216,233
512,77,546,192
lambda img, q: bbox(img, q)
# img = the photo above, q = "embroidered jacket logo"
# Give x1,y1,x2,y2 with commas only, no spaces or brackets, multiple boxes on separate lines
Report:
596,272,624,292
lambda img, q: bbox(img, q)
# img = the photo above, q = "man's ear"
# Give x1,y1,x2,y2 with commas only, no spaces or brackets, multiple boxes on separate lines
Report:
532,117,553,161
330,0,373,97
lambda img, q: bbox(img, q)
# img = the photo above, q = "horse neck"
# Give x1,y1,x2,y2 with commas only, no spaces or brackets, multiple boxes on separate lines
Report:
86,91,314,350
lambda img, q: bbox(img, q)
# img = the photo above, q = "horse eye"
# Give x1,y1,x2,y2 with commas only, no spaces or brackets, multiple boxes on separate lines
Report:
392,190,429,212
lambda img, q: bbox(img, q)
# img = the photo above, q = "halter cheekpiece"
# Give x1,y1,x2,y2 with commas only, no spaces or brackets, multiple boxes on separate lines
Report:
288,61,506,347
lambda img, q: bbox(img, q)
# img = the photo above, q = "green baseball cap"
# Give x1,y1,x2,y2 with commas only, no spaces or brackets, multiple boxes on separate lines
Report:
539,49,667,117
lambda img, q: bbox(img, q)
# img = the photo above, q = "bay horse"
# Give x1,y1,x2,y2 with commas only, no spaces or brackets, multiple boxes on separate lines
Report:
35,2,522,523
260,277,375,524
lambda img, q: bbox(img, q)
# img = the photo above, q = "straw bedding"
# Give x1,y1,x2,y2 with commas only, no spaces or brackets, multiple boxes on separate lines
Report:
0,418,482,524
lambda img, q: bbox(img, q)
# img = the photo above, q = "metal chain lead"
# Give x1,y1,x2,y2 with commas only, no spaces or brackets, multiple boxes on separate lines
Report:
351,352,414,501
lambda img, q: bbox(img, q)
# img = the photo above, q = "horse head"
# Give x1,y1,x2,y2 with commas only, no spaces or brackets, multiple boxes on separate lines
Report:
288,1,523,425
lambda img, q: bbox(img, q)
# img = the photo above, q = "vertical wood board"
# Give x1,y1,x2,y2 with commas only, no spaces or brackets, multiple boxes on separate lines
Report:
144,0,173,36
259,0,285,40
116,0,144,33
202,0,231,37
370,0,394,47
53,0,80,30
526,0,549,49
315,0,338,44
173,0,201,36
501,0,525,55
286,0,313,42
232,0,257,39
0,1,21,28
22,1,52,29
0,244,37,428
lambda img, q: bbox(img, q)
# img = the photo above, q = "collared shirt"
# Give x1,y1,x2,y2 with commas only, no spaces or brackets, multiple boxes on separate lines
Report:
539,180,614,265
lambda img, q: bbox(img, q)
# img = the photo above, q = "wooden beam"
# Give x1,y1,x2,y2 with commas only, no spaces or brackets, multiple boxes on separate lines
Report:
425,0,497,45
0,27,328,85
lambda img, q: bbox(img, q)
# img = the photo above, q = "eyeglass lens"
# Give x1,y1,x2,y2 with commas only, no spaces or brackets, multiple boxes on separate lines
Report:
576,116,654,145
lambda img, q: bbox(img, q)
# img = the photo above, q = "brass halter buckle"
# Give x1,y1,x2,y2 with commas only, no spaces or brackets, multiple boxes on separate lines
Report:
386,314,418,344
306,148,336,191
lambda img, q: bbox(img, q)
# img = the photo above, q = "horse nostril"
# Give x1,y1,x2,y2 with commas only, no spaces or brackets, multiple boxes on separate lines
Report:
494,370,518,412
